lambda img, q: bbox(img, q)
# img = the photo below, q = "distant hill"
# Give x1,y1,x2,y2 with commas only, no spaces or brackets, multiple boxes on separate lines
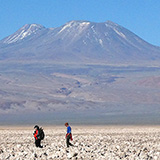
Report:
0,20,160,64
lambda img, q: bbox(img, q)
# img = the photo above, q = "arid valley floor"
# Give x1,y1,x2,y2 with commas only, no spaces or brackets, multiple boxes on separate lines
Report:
0,63,160,159
0,126,160,160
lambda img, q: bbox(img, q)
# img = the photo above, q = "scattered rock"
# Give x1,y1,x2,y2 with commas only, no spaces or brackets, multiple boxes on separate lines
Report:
0,127,160,159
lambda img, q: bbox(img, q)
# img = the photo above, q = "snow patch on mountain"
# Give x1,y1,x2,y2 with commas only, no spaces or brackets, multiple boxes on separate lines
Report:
58,21,90,34
91,25,97,35
83,40,87,45
3,24,45,44
105,21,119,27
99,39,103,46
113,28,126,39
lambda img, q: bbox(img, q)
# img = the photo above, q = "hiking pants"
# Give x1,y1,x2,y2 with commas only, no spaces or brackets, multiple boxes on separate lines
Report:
66,135,73,147
35,139,42,148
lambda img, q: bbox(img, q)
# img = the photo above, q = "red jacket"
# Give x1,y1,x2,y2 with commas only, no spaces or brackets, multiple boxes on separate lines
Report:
34,130,39,140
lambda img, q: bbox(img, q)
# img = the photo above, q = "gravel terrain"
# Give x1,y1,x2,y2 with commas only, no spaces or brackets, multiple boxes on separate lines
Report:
0,126,160,160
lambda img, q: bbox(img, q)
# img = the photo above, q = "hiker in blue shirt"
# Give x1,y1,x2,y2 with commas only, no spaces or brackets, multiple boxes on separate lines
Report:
65,122,74,148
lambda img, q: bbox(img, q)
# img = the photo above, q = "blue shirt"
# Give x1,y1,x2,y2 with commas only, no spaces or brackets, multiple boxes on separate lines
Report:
67,126,71,133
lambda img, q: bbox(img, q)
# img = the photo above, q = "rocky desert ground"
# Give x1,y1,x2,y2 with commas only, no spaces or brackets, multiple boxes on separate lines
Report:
0,125,160,160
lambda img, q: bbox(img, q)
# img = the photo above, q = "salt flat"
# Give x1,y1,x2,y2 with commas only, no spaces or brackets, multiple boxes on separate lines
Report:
0,126,160,160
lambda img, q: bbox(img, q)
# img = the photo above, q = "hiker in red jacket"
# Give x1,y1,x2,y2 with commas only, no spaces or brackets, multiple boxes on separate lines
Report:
33,125,43,148
65,122,74,148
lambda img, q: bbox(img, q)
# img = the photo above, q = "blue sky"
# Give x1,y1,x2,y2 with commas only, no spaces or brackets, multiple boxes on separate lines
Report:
0,0,160,46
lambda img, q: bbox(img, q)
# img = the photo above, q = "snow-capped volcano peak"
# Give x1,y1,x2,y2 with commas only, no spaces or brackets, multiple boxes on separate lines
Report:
3,24,45,44
65,20,91,26
58,20,91,34
22,24,44,30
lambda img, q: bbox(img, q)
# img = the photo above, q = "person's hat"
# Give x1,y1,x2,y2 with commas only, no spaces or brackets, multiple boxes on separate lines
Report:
34,125,39,129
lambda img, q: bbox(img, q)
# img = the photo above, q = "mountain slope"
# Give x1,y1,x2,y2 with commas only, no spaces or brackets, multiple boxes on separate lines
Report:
2,24,46,44
0,20,160,64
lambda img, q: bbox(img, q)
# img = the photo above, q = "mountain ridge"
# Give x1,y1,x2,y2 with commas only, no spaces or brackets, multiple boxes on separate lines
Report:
2,24,46,44
0,20,160,64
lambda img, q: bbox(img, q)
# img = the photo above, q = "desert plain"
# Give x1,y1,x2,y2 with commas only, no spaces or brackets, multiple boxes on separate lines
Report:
0,125,160,160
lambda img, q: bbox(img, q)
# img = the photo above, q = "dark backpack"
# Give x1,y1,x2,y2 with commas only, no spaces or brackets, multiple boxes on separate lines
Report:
39,127,45,140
